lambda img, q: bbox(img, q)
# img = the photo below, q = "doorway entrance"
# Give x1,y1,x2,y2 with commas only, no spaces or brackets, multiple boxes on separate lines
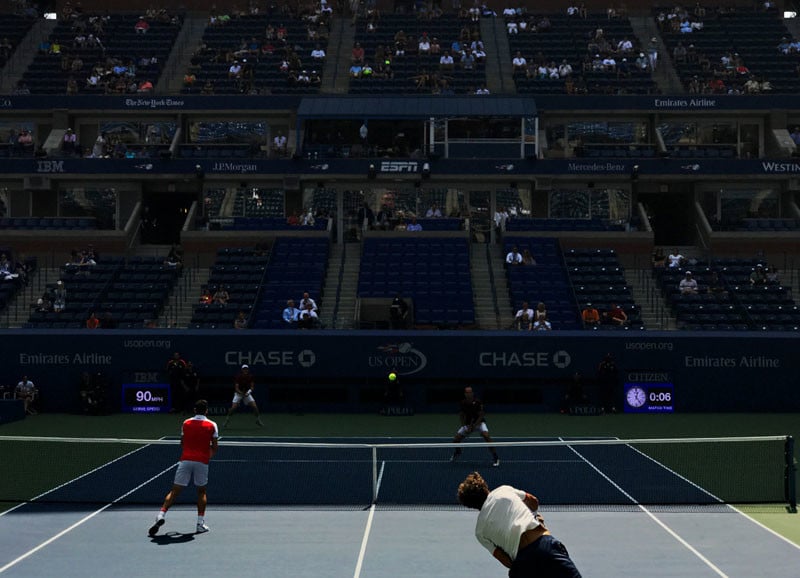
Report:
638,191,695,246
141,192,195,245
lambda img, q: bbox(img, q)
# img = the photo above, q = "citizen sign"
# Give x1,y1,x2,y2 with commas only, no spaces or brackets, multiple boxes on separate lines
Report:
380,161,419,173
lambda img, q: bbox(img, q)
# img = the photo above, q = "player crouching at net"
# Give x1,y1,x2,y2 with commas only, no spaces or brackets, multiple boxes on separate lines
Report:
150,399,219,536
223,364,264,428
451,386,499,467
458,472,582,577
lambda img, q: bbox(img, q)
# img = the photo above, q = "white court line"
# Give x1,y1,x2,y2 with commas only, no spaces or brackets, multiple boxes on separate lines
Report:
352,461,385,578
0,440,165,518
559,437,730,578
624,440,800,550
0,462,177,574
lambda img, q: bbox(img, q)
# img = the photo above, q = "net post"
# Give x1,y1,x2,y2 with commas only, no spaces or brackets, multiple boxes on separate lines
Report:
371,446,378,504
785,436,797,513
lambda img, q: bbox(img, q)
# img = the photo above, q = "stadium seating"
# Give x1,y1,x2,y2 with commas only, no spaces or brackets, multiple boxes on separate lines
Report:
22,14,182,94
504,237,584,330
658,7,800,94
565,248,641,328
358,237,475,328
0,14,37,68
182,15,326,95
190,247,268,329
656,258,799,331
350,14,487,95
251,237,329,329
507,13,656,95
23,255,181,329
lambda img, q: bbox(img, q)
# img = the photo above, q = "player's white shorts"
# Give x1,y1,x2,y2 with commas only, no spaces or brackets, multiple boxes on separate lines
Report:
173,460,209,487
232,392,255,405
457,422,489,437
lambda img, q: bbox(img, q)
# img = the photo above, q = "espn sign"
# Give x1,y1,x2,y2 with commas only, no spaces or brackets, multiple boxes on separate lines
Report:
380,161,419,173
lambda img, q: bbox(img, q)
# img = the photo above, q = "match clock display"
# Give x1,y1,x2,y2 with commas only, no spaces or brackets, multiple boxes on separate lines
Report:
121,384,171,413
623,384,674,413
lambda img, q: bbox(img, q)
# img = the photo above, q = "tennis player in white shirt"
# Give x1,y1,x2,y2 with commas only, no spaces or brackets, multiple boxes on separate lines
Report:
458,471,582,577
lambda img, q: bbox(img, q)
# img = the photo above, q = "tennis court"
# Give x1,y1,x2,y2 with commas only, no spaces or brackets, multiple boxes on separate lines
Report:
1,435,798,577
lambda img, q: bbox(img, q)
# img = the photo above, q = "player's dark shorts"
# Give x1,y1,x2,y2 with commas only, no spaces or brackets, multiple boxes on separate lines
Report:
509,534,582,578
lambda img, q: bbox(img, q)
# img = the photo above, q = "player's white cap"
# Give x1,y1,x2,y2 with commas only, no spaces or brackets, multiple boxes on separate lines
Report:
241,364,249,369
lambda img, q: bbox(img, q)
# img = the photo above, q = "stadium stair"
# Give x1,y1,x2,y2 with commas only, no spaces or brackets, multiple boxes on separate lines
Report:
161,14,210,94
471,243,508,330
323,17,352,94
623,267,675,330
319,242,360,329
481,16,515,94
2,266,57,329
0,18,57,93
627,15,683,94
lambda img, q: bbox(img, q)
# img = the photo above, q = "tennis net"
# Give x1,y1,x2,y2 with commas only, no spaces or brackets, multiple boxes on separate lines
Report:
0,435,795,510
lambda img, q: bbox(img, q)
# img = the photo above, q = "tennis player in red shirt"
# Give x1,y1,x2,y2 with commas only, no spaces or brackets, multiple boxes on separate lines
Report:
149,399,219,536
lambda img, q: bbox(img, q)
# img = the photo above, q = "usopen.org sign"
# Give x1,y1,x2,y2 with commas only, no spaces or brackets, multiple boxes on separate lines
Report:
380,161,419,173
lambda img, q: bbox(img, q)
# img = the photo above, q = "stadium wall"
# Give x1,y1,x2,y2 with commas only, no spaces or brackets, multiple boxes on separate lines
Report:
5,330,798,414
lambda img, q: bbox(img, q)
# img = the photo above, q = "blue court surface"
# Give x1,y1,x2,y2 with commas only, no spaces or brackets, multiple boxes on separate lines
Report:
1,436,798,577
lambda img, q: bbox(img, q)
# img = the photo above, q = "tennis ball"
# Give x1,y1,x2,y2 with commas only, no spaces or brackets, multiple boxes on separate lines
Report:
388,372,397,381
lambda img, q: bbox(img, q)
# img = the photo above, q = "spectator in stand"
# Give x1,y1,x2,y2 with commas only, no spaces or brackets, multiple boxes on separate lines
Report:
425,203,442,218
135,16,150,34
282,299,300,325
352,42,365,64
506,246,523,266
439,50,454,71
299,291,318,313
418,33,431,54
766,267,780,285
521,249,536,266
679,271,698,294
86,311,100,329
708,270,728,297
608,303,628,325
406,218,423,231
297,303,319,329
667,248,684,268
533,315,552,331
512,51,527,74
212,286,230,304
651,247,667,268
534,302,548,323
750,264,767,285
62,128,77,155
52,280,66,313
515,301,535,328
234,310,248,329
311,43,326,61
200,288,213,304
17,129,33,155
581,303,600,327
273,131,288,156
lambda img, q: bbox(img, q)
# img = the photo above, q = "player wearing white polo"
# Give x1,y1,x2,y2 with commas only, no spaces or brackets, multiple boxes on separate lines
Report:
223,364,263,427
458,472,582,577
149,399,219,536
